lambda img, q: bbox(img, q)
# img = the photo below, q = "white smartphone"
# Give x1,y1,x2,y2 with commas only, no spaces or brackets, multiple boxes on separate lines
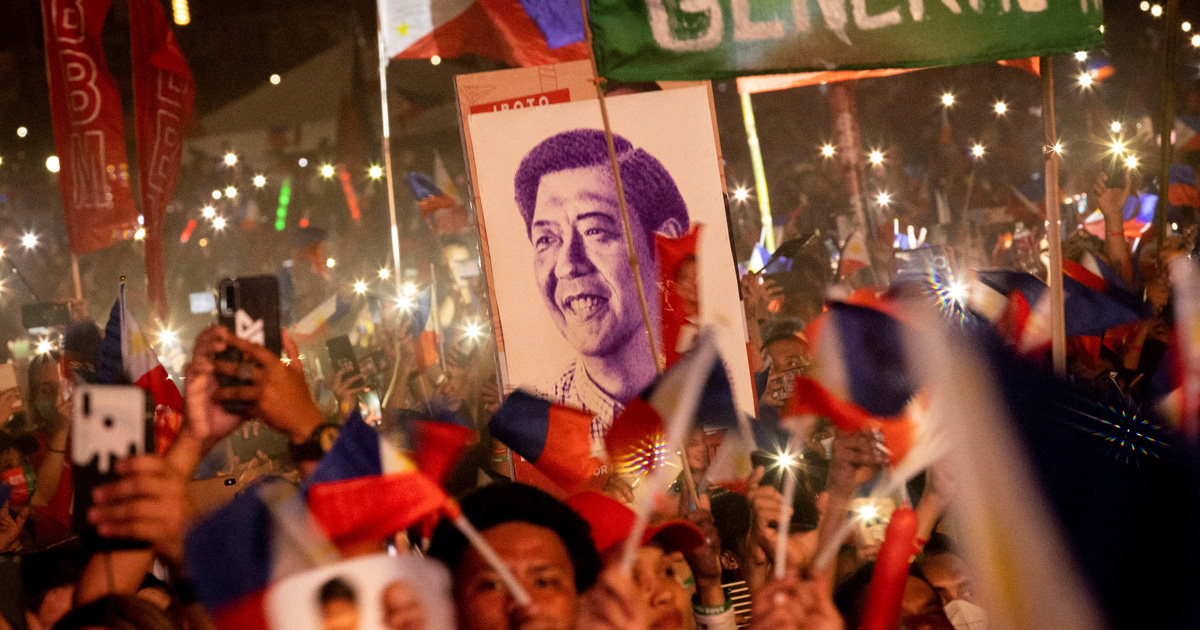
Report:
71,385,149,549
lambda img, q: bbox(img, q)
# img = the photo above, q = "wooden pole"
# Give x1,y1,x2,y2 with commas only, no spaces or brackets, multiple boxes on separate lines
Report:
577,0,664,374
1041,56,1066,375
1154,0,1180,260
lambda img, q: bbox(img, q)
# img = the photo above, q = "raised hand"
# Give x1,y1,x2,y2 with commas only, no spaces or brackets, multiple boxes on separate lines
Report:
183,326,243,449
0,501,29,552
213,334,322,445
750,574,843,630
87,455,191,564
578,565,649,630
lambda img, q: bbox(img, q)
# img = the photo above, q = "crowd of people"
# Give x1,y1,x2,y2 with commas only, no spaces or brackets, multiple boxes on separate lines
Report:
1,45,1200,630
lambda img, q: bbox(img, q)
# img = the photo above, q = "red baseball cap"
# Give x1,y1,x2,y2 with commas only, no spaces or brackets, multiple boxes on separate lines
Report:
566,491,704,556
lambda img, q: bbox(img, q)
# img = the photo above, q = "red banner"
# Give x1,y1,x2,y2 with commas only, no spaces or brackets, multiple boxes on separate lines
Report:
130,0,193,319
41,0,139,256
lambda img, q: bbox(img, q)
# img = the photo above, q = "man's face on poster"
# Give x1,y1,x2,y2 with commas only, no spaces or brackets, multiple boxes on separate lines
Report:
530,165,652,358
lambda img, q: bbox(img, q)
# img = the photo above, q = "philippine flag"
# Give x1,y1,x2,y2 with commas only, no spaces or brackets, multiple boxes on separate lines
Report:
185,478,340,630
378,0,588,67
97,285,183,453
489,390,603,494
304,415,453,549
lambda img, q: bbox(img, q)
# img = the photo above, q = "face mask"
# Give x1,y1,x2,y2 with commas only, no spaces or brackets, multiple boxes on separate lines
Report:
1,465,37,509
35,400,58,423
943,599,987,630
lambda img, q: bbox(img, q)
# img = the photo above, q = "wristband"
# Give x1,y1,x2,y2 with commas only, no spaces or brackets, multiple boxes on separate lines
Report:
692,589,732,616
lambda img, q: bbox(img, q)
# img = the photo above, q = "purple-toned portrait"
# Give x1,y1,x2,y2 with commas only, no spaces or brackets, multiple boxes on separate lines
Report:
514,129,690,439
466,87,755,445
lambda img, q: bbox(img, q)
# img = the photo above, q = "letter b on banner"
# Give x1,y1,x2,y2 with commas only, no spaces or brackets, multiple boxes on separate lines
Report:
61,49,102,125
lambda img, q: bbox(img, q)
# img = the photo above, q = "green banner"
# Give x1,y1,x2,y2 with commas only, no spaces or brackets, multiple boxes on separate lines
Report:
590,0,1104,81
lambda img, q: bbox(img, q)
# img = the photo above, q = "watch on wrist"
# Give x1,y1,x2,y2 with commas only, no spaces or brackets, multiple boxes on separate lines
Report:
289,423,341,462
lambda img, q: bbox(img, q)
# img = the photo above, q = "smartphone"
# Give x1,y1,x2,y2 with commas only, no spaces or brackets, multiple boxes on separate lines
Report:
0,363,16,392
750,451,787,491
21,302,70,331
217,276,282,414
70,384,151,550
325,335,361,381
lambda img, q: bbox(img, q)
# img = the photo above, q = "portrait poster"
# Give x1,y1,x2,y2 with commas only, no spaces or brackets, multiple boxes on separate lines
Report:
465,85,754,435
266,553,455,630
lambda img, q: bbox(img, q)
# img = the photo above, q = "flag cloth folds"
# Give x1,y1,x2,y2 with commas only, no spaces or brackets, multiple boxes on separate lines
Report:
379,0,588,67
185,478,339,630
838,232,871,278
130,0,194,319
97,286,183,453
304,415,452,549
588,0,1102,81
606,351,737,477
921,324,1197,630
657,225,702,369
40,0,139,255
489,390,602,494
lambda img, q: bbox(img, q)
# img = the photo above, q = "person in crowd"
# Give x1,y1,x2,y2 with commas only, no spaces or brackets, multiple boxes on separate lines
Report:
428,482,602,630
515,129,689,437
381,580,430,630
318,578,361,630
280,226,336,325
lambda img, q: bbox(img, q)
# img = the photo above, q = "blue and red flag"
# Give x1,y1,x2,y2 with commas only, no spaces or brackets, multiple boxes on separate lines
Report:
796,302,917,465
184,478,339,630
489,390,601,494
379,0,587,68
304,415,453,549
606,351,737,477
97,286,183,453
970,269,1145,357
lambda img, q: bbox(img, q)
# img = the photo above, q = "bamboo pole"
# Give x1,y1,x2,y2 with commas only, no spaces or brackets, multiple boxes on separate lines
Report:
1041,56,1066,375
577,0,664,374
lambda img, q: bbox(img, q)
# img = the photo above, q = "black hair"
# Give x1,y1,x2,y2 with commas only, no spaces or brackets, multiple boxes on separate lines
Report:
834,562,874,630
52,595,175,630
513,129,688,243
318,577,357,605
710,491,752,555
760,318,808,351
922,532,958,557
427,482,601,593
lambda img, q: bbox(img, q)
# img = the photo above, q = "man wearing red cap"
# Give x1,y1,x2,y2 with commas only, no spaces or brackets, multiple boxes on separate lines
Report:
567,492,735,630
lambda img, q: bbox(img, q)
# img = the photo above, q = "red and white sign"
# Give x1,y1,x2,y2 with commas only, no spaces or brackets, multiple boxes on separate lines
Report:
469,89,571,114
41,0,139,255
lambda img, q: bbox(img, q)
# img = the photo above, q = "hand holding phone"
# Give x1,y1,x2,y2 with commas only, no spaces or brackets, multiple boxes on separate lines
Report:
216,276,282,414
71,384,151,550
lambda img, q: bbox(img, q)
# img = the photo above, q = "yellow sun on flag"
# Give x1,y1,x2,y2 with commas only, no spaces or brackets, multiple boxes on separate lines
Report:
396,23,410,36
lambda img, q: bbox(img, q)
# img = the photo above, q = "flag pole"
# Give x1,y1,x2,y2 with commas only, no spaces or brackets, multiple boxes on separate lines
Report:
71,254,82,301
619,333,719,573
1153,0,1180,262
577,0,663,375
376,18,403,298
740,92,774,252
1041,56,1066,375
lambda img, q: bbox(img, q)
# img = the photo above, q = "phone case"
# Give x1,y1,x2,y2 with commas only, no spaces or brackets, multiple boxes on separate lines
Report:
71,385,151,550
326,336,361,379
217,276,282,413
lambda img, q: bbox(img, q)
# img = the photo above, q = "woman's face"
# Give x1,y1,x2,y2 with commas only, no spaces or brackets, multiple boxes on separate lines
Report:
31,360,60,423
